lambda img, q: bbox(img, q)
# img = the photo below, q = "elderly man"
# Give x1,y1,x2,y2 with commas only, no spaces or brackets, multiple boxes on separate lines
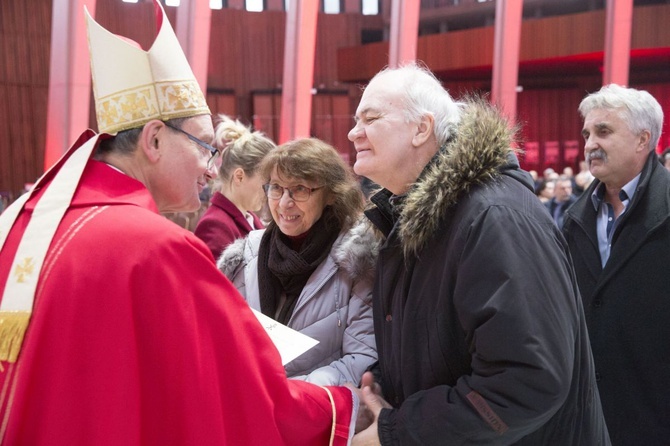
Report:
0,2,356,444
347,62,609,445
562,84,669,444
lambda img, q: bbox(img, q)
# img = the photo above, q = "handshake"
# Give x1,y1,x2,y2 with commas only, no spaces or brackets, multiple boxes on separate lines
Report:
346,371,392,446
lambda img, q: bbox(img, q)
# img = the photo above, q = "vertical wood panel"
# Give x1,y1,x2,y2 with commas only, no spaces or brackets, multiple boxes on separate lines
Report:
207,92,237,119
0,0,52,197
331,95,354,163
312,95,331,142
252,94,281,143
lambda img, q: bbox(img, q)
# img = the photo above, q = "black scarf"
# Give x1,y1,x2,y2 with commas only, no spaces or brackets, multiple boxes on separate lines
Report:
257,207,342,325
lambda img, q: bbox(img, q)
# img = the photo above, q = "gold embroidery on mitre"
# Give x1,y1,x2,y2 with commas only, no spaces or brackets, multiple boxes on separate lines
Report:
96,81,208,134
96,85,160,134
97,100,121,132
13,258,34,284
0,311,30,363
158,80,209,117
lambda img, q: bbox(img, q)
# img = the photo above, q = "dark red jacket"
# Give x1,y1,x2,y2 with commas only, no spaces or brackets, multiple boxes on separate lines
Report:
194,191,263,261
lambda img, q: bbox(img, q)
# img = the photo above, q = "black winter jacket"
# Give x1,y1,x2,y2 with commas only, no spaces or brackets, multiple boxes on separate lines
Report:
364,99,610,445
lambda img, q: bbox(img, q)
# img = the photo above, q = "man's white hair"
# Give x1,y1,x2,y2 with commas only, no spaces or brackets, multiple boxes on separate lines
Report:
579,84,664,151
368,62,463,147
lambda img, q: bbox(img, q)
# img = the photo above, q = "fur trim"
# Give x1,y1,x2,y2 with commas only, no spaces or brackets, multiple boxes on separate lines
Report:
399,96,518,257
333,218,380,283
217,237,247,279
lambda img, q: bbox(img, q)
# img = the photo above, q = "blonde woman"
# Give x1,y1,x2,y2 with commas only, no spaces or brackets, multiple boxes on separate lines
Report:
195,115,276,260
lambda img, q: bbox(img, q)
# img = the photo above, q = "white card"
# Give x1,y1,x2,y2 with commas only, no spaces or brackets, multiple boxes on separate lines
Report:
251,309,319,365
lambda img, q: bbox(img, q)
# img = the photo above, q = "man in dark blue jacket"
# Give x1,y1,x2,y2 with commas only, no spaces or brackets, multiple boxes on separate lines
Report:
545,175,578,227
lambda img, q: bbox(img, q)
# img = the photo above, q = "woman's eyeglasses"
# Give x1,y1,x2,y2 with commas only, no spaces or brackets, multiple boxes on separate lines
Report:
263,183,324,202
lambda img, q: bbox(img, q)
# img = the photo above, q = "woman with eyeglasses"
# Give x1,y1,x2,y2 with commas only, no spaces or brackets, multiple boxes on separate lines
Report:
218,138,378,386
194,115,276,260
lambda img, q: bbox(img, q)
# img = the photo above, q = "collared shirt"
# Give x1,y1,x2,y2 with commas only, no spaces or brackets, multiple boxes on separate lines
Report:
552,201,563,223
591,173,640,267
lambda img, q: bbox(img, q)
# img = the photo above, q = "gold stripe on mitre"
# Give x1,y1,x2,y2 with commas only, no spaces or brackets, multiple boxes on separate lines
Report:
157,80,210,119
95,79,210,135
0,311,30,363
95,84,160,135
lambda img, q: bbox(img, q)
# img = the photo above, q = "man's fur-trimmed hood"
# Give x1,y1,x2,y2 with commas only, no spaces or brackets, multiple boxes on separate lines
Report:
217,218,380,283
397,97,520,257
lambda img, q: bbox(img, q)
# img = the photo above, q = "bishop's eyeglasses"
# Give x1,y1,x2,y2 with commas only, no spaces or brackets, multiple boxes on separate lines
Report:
164,122,220,169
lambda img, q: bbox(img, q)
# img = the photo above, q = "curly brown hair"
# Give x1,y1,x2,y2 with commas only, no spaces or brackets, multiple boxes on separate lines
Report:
259,138,364,229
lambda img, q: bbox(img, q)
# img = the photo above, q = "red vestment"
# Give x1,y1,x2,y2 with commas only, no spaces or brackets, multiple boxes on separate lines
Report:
0,148,355,445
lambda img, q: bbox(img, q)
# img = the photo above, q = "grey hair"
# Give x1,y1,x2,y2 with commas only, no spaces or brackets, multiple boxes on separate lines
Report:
96,116,191,156
214,115,276,182
556,175,573,186
368,62,463,147
579,84,664,151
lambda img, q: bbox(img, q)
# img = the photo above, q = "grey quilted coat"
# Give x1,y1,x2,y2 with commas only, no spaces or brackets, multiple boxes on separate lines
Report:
218,219,378,386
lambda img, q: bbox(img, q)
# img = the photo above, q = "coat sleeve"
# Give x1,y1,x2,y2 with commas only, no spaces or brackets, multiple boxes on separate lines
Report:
300,276,378,386
379,205,579,444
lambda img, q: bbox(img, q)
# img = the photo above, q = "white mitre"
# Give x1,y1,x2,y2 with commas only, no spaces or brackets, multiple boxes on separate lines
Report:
87,0,209,134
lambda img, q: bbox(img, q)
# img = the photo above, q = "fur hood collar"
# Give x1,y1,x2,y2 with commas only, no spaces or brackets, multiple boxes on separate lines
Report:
217,217,380,283
372,97,521,257
332,218,380,282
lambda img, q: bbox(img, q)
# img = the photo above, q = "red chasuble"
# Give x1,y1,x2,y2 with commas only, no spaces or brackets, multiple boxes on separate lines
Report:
0,158,355,445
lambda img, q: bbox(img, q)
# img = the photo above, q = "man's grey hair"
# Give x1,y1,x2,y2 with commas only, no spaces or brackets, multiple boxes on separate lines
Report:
369,62,463,147
578,84,664,151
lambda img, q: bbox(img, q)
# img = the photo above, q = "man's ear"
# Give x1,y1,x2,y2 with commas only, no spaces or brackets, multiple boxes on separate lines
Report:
139,120,165,164
637,130,651,153
412,114,435,147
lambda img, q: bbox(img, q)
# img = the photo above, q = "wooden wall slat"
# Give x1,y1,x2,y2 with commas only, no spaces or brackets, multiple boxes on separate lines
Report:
252,94,279,142
0,85,12,198
339,4,670,83
331,95,354,162
631,5,670,49
207,92,237,118
0,0,51,197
